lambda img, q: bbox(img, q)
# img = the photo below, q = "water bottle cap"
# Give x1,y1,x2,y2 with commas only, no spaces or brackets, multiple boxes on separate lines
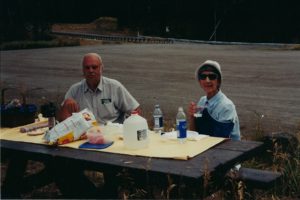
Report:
155,104,160,108
178,107,183,112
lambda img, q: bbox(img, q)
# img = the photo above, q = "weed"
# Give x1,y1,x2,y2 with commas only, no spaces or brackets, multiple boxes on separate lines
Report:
251,110,265,140
203,158,211,198
241,128,300,199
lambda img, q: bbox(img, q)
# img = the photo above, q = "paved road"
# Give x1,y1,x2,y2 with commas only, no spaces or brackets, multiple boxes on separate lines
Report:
1,43,300,137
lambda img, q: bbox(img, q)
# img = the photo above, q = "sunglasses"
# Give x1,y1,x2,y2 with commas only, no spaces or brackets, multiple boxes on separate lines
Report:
198,73,218,80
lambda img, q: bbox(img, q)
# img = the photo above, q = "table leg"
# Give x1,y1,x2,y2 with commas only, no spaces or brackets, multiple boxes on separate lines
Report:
1,157,27,198
53,158,100,198
100,167,120,199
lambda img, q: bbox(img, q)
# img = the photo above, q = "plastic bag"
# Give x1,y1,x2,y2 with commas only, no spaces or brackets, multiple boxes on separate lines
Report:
44,108,98,145
87,126,113,144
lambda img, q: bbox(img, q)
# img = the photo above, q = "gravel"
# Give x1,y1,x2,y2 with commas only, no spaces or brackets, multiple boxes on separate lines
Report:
1,43,300,136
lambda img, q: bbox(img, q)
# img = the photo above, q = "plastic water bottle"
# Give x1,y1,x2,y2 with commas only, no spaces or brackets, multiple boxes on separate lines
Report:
176,107,187,143
153,104,163,134
123,111,149,150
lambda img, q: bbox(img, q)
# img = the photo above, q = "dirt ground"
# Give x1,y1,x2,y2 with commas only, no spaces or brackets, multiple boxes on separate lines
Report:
1,43,300,137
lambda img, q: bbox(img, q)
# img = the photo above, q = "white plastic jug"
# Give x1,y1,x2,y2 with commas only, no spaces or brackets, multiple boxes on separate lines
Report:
123,111,149,150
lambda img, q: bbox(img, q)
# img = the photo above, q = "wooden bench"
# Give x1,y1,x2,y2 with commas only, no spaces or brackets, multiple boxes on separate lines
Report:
237,167,282,189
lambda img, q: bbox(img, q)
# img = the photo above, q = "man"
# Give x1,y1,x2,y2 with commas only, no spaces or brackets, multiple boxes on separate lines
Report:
56,53,141,198
58,52,140,123
188,60,240,140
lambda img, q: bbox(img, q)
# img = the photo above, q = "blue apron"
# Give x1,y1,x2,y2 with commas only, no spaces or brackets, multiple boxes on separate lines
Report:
195,108,234,138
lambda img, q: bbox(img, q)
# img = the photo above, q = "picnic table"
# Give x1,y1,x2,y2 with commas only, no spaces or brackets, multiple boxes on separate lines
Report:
0,126,264,199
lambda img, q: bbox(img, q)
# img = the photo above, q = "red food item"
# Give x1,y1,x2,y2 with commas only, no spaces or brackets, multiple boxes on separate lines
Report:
87,126,107,144
88,133,105,144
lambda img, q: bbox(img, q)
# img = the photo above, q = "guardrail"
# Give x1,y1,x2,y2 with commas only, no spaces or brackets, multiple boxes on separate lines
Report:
178,39,296,47
51,31,174,44
51,31,297,47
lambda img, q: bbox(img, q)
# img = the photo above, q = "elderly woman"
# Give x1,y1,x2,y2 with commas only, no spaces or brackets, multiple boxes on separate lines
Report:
188,60,240,140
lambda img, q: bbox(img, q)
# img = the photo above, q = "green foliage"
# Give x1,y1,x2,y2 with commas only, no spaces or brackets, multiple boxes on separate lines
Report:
241,136,300,198
277,143,300,197
0,39,80,50
291,45,300,50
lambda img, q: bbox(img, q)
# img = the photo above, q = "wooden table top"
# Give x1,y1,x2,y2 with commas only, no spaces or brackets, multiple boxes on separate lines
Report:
1,139,264,180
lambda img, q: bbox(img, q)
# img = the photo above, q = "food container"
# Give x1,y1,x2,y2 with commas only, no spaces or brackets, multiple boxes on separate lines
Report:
0,88,37,127
123,111,149,150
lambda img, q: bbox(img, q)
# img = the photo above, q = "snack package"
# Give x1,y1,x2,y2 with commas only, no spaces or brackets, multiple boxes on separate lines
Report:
44,108,98,145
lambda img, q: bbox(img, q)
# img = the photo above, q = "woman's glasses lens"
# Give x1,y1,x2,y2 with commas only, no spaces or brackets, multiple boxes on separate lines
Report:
199,73,218,80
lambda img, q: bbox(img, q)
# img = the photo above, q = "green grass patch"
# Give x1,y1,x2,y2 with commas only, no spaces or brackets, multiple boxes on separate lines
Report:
0,38,80,50
291,44,300,50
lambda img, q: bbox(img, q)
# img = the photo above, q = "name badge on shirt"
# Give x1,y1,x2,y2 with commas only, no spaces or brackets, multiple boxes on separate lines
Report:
101,98,111,104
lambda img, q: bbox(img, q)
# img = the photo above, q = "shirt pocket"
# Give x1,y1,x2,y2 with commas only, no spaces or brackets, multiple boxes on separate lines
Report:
101,102,117,117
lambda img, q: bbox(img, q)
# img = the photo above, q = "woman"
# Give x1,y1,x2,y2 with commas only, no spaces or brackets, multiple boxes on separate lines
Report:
188,60,240,140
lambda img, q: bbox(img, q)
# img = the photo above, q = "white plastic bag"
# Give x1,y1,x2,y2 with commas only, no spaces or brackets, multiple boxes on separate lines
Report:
44,108,98,145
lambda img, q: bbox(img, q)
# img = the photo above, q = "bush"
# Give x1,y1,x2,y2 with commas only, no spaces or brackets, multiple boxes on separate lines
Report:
291,44,300,50
0,39,80,50
93,17,118,31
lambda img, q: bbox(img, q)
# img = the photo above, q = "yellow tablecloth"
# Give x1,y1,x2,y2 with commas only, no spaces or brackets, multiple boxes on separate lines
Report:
0,123,225,160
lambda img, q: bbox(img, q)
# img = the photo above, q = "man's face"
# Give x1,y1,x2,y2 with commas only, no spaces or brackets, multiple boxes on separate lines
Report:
82,55,102,84
198,71,220,95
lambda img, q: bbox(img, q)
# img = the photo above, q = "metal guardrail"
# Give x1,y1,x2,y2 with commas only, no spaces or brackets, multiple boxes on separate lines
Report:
177,39,296,47
51,31,298,47
51,31,174,44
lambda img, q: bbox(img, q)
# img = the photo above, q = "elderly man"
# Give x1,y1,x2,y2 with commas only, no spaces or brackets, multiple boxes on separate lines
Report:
188,60,240,140
58,53,140,123
55,53,141,198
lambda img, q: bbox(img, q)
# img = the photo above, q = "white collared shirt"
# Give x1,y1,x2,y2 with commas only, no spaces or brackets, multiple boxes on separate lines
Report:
65,76,139,124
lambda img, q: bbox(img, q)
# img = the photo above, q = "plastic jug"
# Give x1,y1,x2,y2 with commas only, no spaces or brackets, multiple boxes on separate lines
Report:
123,111,149,150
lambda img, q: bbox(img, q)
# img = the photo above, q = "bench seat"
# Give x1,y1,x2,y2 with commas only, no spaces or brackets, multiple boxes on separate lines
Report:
237,167,282,189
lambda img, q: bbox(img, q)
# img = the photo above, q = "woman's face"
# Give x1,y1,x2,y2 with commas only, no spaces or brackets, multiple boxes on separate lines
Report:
198,71,220,98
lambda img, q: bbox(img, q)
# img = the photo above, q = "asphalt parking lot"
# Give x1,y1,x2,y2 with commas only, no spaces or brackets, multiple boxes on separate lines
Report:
1,43,300,137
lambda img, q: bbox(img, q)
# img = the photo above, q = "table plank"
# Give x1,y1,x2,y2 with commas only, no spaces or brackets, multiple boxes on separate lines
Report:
1,139,264,179
215,139,265,152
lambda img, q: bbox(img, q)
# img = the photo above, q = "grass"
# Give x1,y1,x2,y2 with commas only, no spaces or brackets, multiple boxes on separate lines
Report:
0,33,108,51
0,37,80,50
239,145,300,199
290,44,300,50
0,35,129,51
233,119,300,200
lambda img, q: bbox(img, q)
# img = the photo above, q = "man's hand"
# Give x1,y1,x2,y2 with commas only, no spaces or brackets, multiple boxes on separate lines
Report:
57,98,80,122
